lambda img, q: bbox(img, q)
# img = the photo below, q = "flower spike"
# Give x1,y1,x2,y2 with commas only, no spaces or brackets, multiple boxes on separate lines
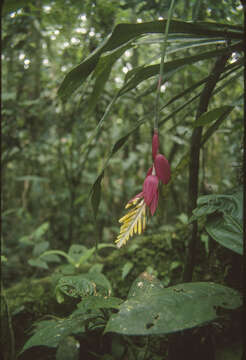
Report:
115,131,171,248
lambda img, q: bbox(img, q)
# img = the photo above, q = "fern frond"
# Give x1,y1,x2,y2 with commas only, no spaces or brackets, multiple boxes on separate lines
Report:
115,198,147,248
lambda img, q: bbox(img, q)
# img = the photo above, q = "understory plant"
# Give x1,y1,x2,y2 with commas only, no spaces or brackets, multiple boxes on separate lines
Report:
2,1,243,360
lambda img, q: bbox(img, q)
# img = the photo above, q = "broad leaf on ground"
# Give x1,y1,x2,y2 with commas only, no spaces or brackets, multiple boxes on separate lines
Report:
105,272,242,335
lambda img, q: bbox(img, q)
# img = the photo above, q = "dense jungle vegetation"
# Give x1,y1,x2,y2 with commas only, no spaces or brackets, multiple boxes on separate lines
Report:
1,0,244,359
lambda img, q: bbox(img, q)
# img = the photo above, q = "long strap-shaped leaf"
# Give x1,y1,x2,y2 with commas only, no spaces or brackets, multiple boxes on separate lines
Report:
118,42,242,96
58,20,243,101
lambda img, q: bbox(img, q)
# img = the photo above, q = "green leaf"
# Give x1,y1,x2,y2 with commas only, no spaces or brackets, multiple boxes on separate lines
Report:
33,241,49,257
76,295,122,312
56,276,96,300
32,222,50,241
193,106,233,127
84,272,112,295
68,244,88,262
56,336,80,360
118,43,241,97
206,215,242,255
105,273,242,336
40,250,76,266
89,263,104,274
122,262,134,280
58,20,243,101
1,255,7,263
56,288,65,304
28,258,49,270
21,314,95,353
191,188,243,255
86,43,133,114
56,272,112,302
41,254,61,263
76,248,95,267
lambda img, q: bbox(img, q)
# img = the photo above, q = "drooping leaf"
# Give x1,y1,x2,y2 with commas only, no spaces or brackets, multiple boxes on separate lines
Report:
122,261,134,280
191,187,243,255
105,273,242,336
58,20,243,101
86,42,133,114
21,314,95,353
206,215,242,255
193,106,233,127
118,42,242,97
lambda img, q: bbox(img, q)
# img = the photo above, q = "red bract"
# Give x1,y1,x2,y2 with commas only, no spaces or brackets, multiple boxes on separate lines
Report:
143,175,159,215
115,130,171,247
154,154,171,185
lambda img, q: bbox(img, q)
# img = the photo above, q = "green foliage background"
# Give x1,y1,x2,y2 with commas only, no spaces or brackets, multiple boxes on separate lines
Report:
1,0,244,359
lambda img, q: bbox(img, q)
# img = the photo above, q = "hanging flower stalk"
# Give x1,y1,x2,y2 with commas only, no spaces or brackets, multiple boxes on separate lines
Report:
115,131,171,248
115,0,175,248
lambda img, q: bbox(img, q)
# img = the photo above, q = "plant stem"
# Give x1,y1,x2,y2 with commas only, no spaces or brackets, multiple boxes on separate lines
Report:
154,0,176,131
182,52,231,282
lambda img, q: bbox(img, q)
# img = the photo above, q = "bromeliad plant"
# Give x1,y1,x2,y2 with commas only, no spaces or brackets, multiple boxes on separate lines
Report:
116,130,171,248
116,0,174,248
